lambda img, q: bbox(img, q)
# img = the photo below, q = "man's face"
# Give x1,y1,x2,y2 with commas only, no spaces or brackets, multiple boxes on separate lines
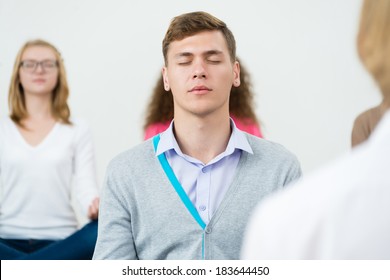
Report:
162,30,240,119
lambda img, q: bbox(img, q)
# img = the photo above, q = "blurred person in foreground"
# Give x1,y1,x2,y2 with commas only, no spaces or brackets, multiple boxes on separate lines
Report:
242,0,390,259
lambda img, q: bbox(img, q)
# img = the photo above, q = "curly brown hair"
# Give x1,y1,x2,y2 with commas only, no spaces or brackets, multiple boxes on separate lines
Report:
143,58,258,130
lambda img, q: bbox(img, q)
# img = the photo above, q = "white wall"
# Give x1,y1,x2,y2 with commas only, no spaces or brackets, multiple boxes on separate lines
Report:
0,0,382,187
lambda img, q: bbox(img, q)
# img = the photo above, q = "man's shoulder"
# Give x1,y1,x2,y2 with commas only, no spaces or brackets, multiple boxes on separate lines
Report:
107,139,155,173
246,133,299,162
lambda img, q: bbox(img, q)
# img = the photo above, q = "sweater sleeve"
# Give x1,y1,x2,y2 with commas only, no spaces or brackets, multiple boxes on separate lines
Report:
93,158,138,259
283,154,302,186
72,120,99,217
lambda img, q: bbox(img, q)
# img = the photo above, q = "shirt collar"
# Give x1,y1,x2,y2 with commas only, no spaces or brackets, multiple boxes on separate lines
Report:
155,118,253,157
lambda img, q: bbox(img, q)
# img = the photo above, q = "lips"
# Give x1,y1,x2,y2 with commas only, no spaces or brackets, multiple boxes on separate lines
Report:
32,79,46,83
189,85,211,94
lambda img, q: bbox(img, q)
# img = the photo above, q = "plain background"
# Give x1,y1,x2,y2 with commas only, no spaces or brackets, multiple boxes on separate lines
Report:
0,0,382,187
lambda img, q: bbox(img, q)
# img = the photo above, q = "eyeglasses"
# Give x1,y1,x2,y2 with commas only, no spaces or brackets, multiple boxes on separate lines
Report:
19,60,58,73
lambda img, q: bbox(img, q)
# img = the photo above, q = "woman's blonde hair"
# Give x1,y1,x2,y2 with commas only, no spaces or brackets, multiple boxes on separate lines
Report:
357,0,390,98
8,39,71,125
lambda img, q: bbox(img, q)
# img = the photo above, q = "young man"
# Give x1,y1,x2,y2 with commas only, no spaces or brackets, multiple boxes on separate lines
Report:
93,11,301,260
241,0,390,260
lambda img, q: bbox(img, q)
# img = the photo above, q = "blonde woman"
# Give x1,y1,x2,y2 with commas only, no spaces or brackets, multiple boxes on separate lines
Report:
0,39,99,259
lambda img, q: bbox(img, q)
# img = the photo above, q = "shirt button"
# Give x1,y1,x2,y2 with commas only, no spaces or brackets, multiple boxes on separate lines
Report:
201,167,208,173
199,205,206,211
205,227,212,234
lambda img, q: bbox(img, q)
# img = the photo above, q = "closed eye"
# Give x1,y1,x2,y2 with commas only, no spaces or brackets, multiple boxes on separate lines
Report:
207,59,221,64
178,61,191,66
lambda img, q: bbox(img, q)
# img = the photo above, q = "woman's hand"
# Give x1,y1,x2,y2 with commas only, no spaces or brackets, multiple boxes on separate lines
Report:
88,197,100,220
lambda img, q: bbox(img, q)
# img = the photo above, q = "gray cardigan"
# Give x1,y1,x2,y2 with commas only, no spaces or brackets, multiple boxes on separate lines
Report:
93,134,301,259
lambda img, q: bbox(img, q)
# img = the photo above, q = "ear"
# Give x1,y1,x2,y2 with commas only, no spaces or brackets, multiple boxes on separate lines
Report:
232,61,241,87
162,67,170,91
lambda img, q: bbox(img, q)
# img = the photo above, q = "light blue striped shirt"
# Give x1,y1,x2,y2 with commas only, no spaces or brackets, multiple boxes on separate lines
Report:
155,119,253,224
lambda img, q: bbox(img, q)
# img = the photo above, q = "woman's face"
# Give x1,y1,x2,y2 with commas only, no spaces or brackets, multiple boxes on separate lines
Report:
19,46,59,97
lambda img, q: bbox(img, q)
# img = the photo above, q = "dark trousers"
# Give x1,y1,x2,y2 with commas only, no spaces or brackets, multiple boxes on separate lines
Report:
0,220,98,260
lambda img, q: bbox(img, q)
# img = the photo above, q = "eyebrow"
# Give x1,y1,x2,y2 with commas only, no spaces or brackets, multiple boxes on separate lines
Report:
174,52,193,59
174,50,223,59
203,50,223,57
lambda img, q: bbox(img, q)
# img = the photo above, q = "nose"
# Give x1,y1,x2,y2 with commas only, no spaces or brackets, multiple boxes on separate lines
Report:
192,60,207,79
35,62,45,73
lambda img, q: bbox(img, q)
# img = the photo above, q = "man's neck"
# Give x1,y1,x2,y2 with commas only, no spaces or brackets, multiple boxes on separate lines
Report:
173,114,231,164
